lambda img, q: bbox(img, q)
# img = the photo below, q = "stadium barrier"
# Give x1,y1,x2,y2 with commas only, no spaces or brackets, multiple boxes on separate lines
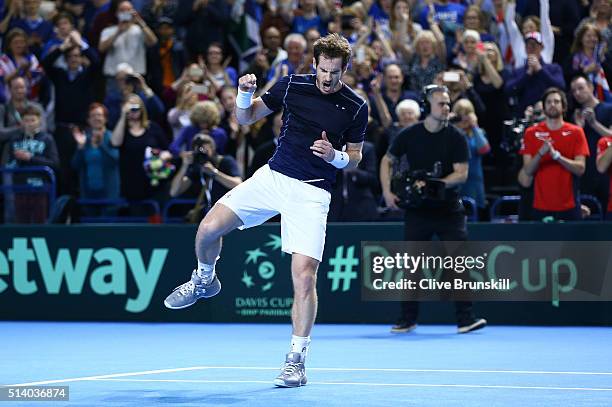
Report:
0,223,610,325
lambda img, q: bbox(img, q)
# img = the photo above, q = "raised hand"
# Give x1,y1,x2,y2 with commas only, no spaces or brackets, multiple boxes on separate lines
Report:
370,73,382,94
72,126,87,149
238,74,257,93
582,107,596,124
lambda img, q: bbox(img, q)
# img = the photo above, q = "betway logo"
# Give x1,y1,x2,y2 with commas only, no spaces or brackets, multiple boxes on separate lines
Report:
0,238,168,313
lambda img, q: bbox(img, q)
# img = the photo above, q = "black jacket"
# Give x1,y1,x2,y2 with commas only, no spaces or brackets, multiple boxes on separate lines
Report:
41,46,99,126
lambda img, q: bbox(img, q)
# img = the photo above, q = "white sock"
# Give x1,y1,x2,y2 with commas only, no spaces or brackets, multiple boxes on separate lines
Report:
196,260,215,283
290,335,311,359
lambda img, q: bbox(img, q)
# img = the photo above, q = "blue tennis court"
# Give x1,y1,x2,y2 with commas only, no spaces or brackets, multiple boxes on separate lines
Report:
2,322,611,406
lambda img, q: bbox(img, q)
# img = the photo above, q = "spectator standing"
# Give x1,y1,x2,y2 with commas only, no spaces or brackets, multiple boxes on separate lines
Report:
520,88,589,221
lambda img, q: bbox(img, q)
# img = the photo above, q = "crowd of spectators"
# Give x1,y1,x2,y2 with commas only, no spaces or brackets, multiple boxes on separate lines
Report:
1,0,612,223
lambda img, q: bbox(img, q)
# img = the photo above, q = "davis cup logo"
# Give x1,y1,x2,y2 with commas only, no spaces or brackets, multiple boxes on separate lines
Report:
240,234,285,292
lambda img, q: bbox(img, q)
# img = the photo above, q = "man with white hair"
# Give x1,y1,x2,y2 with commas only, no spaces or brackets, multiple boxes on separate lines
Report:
382,99,421,154
266,33,310,84
396,99,421,127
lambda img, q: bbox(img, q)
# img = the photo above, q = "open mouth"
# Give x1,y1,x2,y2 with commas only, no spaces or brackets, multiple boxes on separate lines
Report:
322,81,332,91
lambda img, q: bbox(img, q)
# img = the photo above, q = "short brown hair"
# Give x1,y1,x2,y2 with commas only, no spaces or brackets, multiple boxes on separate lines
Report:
8,75,26,89
313,33,352,69
191,133,216,151
89,102,108,119
53,11,74,26
5,28,27,51
22,105,41,118
541,87,568,112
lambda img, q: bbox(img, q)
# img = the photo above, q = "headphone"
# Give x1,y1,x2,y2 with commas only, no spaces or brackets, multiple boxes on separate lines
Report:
420,84,449,117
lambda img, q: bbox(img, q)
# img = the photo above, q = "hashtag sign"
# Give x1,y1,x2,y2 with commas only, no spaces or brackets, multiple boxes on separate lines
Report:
327,245,359,292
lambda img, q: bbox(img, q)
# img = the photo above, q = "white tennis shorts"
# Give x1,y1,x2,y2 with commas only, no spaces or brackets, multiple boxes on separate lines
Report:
217,164,331,262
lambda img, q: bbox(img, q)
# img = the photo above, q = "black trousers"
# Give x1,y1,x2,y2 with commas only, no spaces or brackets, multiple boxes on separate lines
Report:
531,206,581,222
399,209,475,326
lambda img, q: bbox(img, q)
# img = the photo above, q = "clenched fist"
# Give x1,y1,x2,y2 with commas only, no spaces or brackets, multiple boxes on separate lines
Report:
238,74,257,93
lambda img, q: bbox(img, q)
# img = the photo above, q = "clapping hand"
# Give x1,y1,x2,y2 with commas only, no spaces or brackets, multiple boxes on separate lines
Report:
582,107,596,124
14,149,32,161
72,126,87,149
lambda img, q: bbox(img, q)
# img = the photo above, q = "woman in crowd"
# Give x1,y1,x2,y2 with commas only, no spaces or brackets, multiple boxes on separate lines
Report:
452,29,483,78
203,42,238,89
569,23,611,101
405,29,446,93
453,99,490,211
462,5,494,43
167,82,198,140
472,42,507,156
389,0,421,58
111,94,170,203
0,28,44,103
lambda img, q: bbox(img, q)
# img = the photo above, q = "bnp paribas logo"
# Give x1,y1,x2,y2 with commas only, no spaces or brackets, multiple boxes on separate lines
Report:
241,234,285,292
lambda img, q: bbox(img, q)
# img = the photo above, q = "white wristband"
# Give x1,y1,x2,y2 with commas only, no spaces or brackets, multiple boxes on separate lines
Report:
551,150,561,161
236,89,254,109
330,150,349,169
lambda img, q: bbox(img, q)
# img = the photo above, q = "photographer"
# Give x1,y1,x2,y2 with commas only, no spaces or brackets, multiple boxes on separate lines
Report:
379,84,486,335
169,133,242,222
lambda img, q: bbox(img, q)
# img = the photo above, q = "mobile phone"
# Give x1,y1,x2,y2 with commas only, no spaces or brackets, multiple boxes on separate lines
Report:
191,84,209,94
443,71,460,82
356,47,366,64
189,67,204,77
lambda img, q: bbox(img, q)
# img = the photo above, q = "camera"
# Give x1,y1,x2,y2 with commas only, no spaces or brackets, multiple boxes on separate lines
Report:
125,74,141,90
500,115,542,154
117,11,133,22
391,163,446,208
500,119,528,154
501,105,545,154
193,144,210,165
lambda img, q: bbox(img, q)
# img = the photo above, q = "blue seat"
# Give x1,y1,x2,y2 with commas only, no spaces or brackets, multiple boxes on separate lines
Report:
461,196,478,221
489,195,520,223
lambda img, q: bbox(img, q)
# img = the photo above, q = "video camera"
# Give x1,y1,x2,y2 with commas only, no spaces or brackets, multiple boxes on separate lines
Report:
500,118,529,154
501,108,544,154
391,162,446,209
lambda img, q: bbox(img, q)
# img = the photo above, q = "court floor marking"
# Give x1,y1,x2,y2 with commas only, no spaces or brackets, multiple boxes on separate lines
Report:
85,378,612,392
7,366,612,387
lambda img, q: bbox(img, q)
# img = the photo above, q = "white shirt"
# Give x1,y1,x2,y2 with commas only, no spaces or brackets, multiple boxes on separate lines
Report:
100,24,147,76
